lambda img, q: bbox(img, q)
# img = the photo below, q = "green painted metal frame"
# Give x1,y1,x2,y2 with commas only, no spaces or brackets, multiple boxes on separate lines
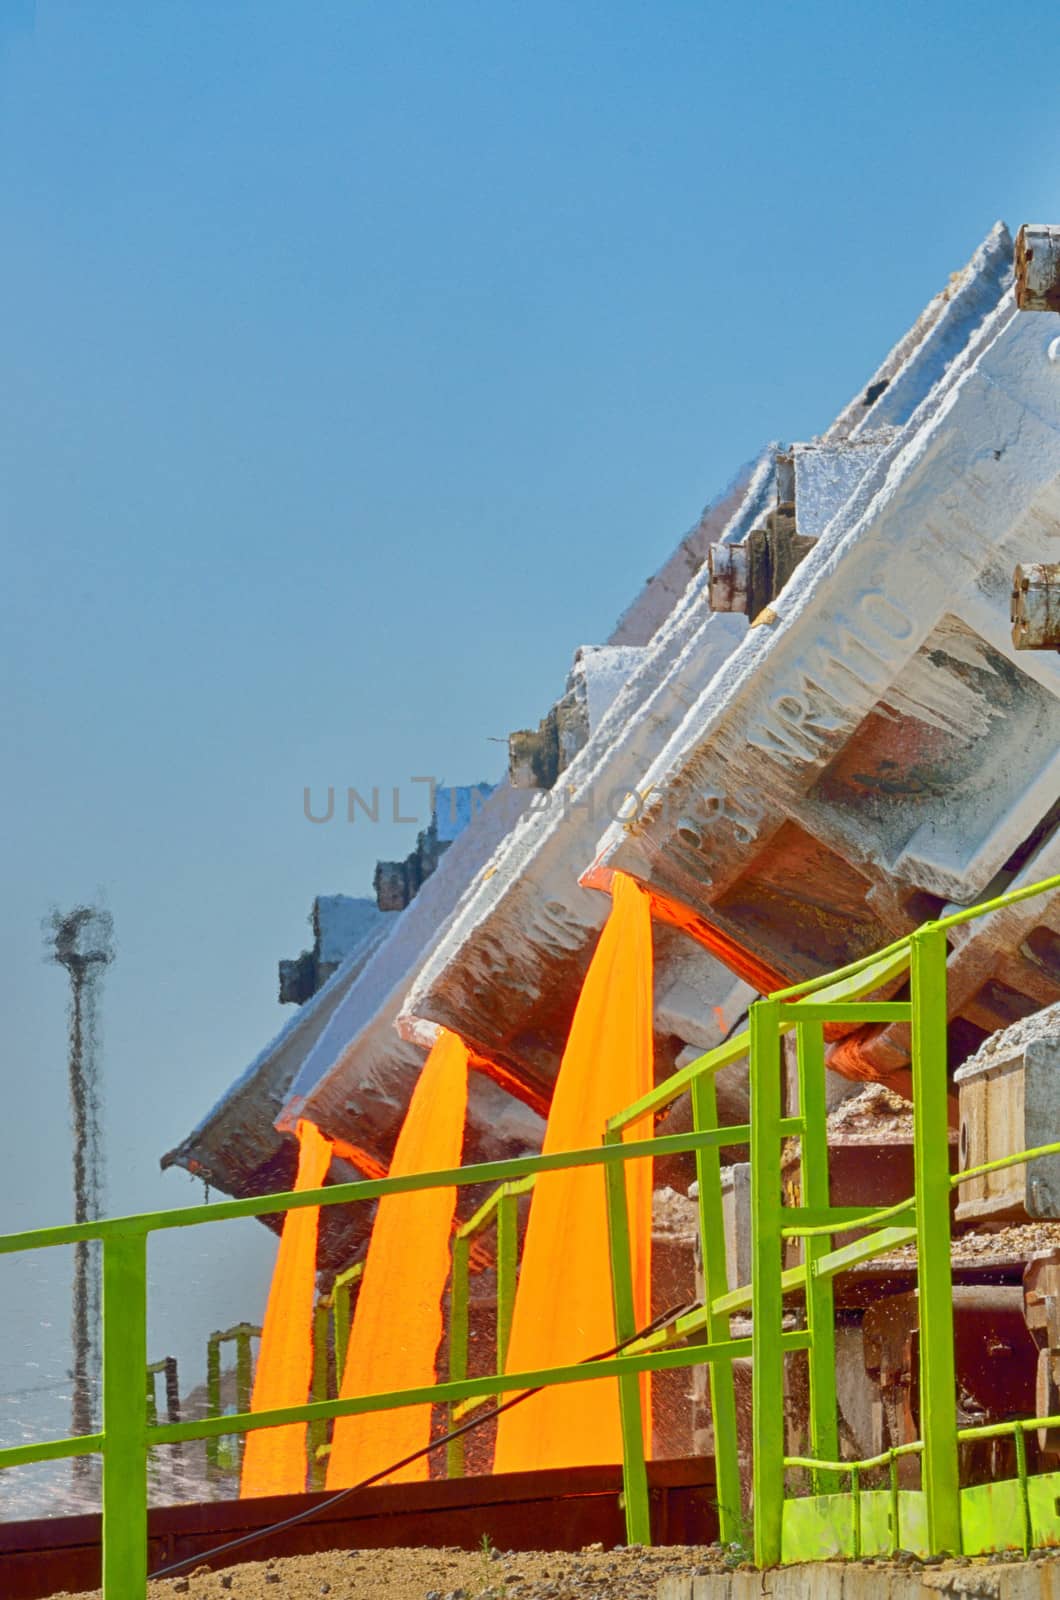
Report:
204,1321,261,1481
309,1262,364,1486
5,869,1060,1591
447,1173,535,1471
0,1128,739,1597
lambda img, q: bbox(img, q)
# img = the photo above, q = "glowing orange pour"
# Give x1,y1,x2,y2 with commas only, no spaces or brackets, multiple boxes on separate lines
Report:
326,1028,469,1488
493,871,654,1472
240,1118,331,1498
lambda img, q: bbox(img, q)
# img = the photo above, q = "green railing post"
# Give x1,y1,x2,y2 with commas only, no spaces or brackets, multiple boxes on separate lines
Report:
102,1229,148,1600
750,998,785,1567
604,1131,652,1545
796,1021,839,1494
309,1299,331,1489
690,1072,743,1543
205,1331,222,1479
235,1324,254,1416
447,1233,470,1477
496,1188,519,1373
331,1264,363,1382
910,925,961,1555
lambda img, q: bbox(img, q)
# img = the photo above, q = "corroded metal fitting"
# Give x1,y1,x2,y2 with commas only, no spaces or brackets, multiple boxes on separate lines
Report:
1011,562,1060,650
707,541,749,613
1015,224,1060,313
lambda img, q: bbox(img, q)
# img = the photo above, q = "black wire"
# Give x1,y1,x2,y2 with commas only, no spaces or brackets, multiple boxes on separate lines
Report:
148,1298,696,1581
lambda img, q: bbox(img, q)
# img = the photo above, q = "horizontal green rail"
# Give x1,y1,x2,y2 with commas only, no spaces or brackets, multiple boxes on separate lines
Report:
0,1127,739,1256
0,1339,767,1471
456,1174,535,1239
781,1203,916,1238
784,1411,1060,1478
785,1441,923,1475
780,1002,911,1023
952,1138,1060,1188
0,1431,104,1470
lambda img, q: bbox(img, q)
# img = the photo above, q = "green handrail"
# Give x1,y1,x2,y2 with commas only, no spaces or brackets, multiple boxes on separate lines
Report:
205,1323,261,1480
5,867,1060,1589
447,1174,534,1469
0,1124,739,1595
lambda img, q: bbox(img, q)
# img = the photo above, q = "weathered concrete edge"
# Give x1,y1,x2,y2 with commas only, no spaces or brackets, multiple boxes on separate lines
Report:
659,1556,1060,1600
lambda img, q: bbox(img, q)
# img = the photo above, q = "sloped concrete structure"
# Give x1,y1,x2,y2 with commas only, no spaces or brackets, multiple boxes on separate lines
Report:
279,896,392,1005
277,470,761,1141
400,226,1019,1095
163,456,759,1225
580,225,1060,1085
162,907,393,1202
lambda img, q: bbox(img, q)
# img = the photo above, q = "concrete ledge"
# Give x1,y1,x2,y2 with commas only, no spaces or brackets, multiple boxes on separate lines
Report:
659,1555,1060,1600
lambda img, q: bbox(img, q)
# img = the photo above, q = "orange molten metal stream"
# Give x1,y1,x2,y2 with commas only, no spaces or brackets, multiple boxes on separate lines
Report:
242,876,654,1490
493,871,654,1472
326,1029,469,1487
240,1119,332,1498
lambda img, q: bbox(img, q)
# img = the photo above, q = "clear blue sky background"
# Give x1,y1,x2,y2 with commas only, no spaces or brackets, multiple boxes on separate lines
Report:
2,0,1060,1496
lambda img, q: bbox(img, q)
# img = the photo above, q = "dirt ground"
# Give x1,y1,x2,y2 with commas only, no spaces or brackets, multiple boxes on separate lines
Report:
53,1542,1060,1600
55,1541,734,1600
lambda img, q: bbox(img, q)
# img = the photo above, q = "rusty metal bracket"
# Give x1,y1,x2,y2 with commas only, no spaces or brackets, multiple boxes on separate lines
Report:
1012,562,1060,650
1016,225,1060,313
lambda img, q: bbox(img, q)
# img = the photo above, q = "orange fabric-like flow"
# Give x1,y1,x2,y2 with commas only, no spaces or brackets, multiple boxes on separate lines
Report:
645,885,787,995
493,871,654,1473
326,1029,469,1489
240,1119,332,1498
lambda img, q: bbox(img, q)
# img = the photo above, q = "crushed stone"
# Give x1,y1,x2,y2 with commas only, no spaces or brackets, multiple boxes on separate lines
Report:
52,1542,1060,1599
652,1186,698,1240
826,1083,916,1141
52,1541,735,1600
961,1002,1060,1069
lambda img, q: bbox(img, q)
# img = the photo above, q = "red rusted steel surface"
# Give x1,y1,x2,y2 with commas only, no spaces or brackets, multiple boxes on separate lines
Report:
0,1458,719,1599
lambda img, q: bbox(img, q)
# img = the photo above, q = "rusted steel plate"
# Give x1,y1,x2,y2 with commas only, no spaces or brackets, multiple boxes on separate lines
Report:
0,1458,718,1599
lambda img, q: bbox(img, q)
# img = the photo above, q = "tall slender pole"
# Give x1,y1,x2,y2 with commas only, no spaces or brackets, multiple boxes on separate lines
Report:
49,905,114,1488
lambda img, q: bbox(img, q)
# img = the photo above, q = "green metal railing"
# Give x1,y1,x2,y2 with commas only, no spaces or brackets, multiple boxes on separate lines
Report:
5,869,1060,1590
600,869,1060,1564
203,1322,261,1480
446,1174,534,1475
309,1262,364,1486
0,1126,735,1597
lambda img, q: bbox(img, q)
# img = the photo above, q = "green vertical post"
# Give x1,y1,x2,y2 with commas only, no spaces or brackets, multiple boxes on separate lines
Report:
102,1229,148,1600
604,1132,652,1546
690,1071,743,1543
447,1233,470,1478
910,926,961,1556
796,1021,839,1494
334,1280,352,1382
205,1332,221,1479
235,1327,254,1471
496,1188,519,1373
235,1326,254,1414
331,1264,362,1385
750,998,785,1568
145,1368,158,1431
308,1299,330,1489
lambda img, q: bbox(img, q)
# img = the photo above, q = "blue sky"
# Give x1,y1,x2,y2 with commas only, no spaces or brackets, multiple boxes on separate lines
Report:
2,0,1060,1481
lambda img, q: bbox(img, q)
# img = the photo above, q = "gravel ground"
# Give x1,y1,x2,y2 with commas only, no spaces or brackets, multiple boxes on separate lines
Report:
54,1541,736,1600
53,1542,1060,1600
